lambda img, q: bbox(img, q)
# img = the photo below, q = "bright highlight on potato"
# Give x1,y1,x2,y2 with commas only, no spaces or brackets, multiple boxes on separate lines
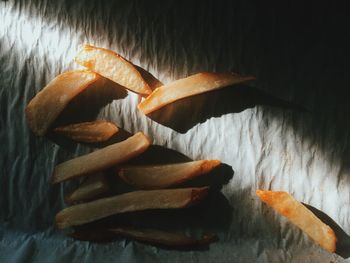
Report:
138,72,255,114
26,70,100,136
118,160,221,189
56,187,209,229
51,132,151,184
256,190,337,253
75,44,153,95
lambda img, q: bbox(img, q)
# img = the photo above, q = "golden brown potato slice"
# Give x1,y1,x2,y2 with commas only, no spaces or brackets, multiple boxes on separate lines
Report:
51,132,151,184
118,160,221,189
74,44,152,95
138,72,255,114
53,120,119,143
65,173,109,204
109,227,217,247
26,70,100,136
256,190,337,253
56,187,209,229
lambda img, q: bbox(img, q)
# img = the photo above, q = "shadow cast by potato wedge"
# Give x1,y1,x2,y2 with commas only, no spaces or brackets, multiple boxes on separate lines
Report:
303,203,350,258
146,85,305,133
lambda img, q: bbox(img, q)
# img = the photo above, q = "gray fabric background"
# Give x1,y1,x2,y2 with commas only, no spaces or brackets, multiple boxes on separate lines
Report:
0,0,349,262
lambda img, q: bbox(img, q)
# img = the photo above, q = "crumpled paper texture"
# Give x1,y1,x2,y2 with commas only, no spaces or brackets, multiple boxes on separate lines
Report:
0,1,349,262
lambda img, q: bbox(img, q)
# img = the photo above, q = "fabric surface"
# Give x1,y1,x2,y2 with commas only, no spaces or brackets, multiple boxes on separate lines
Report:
0,1,349,262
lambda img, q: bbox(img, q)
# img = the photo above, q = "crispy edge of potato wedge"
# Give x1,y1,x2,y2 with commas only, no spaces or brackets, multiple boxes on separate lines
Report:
53,120,119,143
133,64,163,91
138,72,255,114
118,160,221,189
256,190,337,253
51,132,151,184
65,173,109,204
25,70,100,136
74,44,152,95
56,187,209,229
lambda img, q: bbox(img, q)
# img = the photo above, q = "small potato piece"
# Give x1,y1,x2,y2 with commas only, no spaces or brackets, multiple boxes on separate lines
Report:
51,132,151,184
26,70,100,136
65,173,109,204
138,72,255,114
256,190,337,253
56,187,209,229
75,45,152,95
54,120,119,143
109,227,217,247
118,160,221,189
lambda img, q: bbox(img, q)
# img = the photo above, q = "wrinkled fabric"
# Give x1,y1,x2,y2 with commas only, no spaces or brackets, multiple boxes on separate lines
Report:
0,1,348,262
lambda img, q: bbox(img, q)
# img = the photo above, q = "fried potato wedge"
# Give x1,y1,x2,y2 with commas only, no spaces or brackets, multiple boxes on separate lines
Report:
51,132,151,184
26,70,100,136
109,227,217,247
75,44,152,95
138,72,255,114
53,120,119,143
118,160,221,189
65,173,109,204
256,190,337,253
56,187,209,229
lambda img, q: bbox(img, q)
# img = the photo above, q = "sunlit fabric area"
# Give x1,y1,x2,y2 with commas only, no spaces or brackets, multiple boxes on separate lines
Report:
0,1,349,262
